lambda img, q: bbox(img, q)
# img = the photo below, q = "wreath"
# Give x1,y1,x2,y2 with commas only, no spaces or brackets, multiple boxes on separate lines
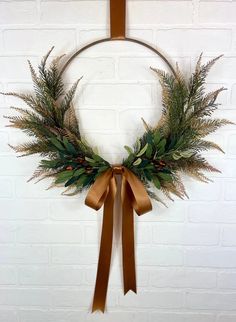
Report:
2,48,230,204
1,47,232,312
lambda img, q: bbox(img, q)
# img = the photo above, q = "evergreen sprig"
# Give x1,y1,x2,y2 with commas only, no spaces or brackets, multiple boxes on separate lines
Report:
1,49,232,203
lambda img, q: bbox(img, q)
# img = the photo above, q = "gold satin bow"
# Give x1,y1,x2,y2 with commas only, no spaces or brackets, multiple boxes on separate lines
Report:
85,165,152,313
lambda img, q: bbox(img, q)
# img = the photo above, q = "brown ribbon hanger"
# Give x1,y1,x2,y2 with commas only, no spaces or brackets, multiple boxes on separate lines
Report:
59,0,176,313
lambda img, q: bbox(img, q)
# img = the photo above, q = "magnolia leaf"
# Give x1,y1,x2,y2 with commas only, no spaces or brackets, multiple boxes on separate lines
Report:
133,158,142,166
136,143,148,157
124,145,133,155
153,176,161,189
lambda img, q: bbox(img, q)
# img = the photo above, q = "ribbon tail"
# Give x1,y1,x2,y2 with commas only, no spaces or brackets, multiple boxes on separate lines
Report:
121,177,137,295
92,176,116,313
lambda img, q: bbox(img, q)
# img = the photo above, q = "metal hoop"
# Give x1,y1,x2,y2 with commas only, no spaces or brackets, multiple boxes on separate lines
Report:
59,37,176,77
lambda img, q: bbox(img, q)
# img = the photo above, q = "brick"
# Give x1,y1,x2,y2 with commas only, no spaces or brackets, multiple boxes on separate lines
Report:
225,181,236,200
64,57,115,81
149,312,215,322
0,57,37,81
188,202,236,223
186,291,236,310
4,29,76,53
0,199,49,220
204,57,236,81
18,266,84,286
231,84,236,106
222,226,236,246
87,311,148,322
185,248,236,268
184,178,222,201
41,1,107,24
52,288,117,308
0,177,14,198
155,29,231,54
0,156,38,176
199,2,236,24
150,268,216,289
0,131,11,153
76,109,117,130
16,223,83,243
119,108,160,131
81,84,153,107
0,223,16,243
119,290,184,308
0,288,51,306
153,223,219,245
19,309,87,322
51,245,98,264
218,315,236,322
0,245,48,264
0,310,18,322
0,266,17,285
0,1,37,25
218,272,236,290
137,246,184,266
128,1,193,25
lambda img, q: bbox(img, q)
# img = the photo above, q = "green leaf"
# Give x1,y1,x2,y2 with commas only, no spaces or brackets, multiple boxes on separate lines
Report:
172,152,182,160
157,138,166,155
133,158,142,166
153,176,161,189
124,145,133,155
65,176,80,187
55,170,74,184
136,143,148,157
85,156,96,163
136,139,141,152
145,144,153,159
93,154,103,162
63,137,77,155
157,172,173,182
154,131,161,145
73,168,86,176
49,137,65,151
41,159,59,169
180,150,194,158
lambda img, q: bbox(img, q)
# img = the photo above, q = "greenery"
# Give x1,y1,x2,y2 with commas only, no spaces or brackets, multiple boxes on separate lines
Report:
1,48,232,202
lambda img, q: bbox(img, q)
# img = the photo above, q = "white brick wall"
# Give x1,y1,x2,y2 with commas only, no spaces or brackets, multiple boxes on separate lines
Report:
0,0,236,321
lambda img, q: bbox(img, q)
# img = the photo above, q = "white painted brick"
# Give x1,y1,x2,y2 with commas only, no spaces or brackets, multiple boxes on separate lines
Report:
119,290,184,308
199,1,236,24
0,1,37,25
222,226,236,246
64,57,115,81
155,29,231,54
87,311,148,322
0,57,38,81
0,84,5,107
185,248,236,268
0,199,49,220
0,156,38,176
0,288,51,306
225,181,236,201
0,245,48,264
118,57,190,81
77,109,117,131
218,272,236,290
184,178,222,201
0,131,11,153
52,288,117,308
149,312,215,322
18,266,84,286
0,177,14,198
137,246,184,266
227,134,236,155
16,223,83,243
51,245,98,264
218,315,236,322
0,223,16,243
19,309,87,322
81,84,153,107
150,268,216,289
186,291,236,310
41,1,107,25
4,29,76,54
49,198,96,221
128,1,193,25
119,108,161,131
0,310,18,322
203,57,236,81
153,223,219,245
188,202,236,223
0,266,17,285
231,84,236,106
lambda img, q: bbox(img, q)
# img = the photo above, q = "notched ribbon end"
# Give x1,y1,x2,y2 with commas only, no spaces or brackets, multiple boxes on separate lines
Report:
124,287,137,296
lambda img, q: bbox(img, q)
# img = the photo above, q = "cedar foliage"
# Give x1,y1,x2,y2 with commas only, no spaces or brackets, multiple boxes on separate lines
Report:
1,49,231,202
